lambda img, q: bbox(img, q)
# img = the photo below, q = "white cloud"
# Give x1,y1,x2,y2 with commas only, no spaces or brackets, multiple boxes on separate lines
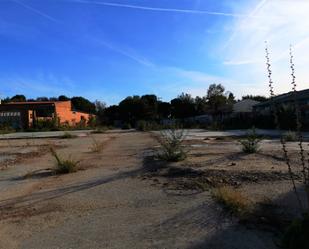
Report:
221,0,309,96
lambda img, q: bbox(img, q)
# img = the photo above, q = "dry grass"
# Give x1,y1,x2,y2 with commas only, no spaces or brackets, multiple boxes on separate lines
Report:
212,186,251,214
89,136,105,153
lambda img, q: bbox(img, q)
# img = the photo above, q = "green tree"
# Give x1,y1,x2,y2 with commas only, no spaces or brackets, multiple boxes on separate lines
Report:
171,93,196,119
71,96,96,114
242,95,268,102
58,95,70,101
158,101,171,119
206,84,231,114
36,97,49,101
119,96,143,124
140,94,158,120
195,96,208,115
10,94,26,102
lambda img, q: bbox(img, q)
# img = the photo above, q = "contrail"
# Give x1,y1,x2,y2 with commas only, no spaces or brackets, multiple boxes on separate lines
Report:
223,0,268,50
69,0,263,18
12,0,59,23
93,38,154,67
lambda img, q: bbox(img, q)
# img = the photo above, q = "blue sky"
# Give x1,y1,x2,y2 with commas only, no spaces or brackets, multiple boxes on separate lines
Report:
0,0,308,105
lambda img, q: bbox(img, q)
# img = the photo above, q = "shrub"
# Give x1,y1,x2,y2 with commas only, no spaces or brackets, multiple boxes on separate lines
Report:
282,213,309,249
212,186,250,215
122,123,131,130
50,147,79,174
0,124,15,134
60,132,77,139
156,128,187,162
239,127,261,153
283,131,298,142
136,120,162,131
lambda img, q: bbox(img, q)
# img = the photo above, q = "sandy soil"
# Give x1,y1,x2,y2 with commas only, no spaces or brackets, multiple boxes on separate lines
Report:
0,130,307,249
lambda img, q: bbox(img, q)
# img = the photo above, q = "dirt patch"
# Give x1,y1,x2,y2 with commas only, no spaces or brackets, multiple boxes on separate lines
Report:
0,144,65,170
142,161,301,193
0,202,62,221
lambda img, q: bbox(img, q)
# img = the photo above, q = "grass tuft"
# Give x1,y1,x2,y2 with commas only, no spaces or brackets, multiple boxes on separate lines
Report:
60,132,77,139
283,131,298,142
212,186,250,215
89,136,105,153
50,147,79,174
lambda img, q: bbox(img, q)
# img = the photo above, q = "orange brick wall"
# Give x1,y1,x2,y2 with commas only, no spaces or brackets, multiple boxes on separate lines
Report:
54,101,93,125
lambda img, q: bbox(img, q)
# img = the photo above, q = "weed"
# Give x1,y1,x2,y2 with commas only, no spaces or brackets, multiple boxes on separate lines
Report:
91,127,107,134
156,128,188,162
212,186,250,215
50,147,79,174
89,135,105,153
60,132,77,139
283,131,298,142
239,127,261,153
265,43,308,212
281,213,309,249
266,44,309,247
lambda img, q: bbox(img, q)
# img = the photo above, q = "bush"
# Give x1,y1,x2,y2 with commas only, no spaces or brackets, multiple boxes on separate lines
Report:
212,186,250,215
156,128,187,162
136,120,162,131
50,147,79,174
283,131,298,142
0,124,15,134
282,213,309,249
122,123,131,130
239,127,261,153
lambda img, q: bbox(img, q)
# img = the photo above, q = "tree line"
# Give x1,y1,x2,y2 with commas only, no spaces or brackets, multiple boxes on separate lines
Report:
2,84,268,127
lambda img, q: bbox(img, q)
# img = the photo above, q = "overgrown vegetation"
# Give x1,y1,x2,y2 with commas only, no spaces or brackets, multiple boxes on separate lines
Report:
212,186,251,215
50,147,79,174
156,128,188,162
239,127,261,153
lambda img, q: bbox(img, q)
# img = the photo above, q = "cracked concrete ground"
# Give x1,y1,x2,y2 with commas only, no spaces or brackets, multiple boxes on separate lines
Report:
0,130,304,249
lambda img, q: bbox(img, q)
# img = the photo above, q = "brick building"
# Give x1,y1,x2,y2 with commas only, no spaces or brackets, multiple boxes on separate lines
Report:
0,100,94,129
